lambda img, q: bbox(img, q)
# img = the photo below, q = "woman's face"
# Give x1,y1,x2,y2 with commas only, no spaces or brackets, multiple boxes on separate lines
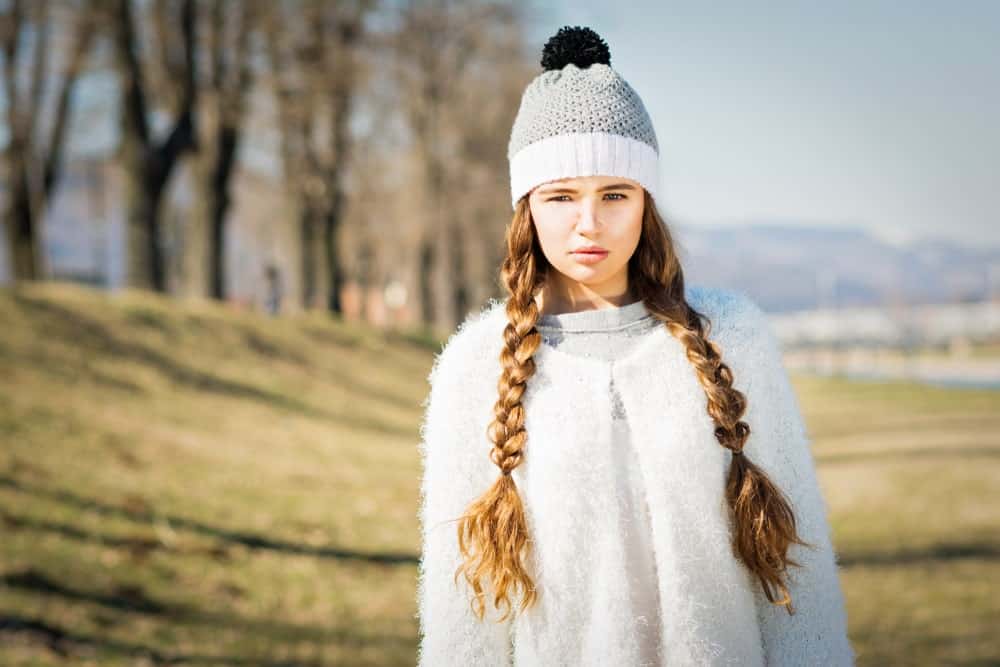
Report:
528,174,645,308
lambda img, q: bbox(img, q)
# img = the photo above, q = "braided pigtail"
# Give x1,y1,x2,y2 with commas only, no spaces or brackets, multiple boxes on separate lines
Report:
454,198,544,623
632,191,813,615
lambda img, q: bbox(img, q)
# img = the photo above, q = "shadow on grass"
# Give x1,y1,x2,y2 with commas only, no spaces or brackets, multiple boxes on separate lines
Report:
850,623,1000,667
12,294,415,437
816,445,1000,465
0,474,418,566
839,541,1000,568
2,510,166,558
1,569,177,615
1,566,411,648
0,612,330,665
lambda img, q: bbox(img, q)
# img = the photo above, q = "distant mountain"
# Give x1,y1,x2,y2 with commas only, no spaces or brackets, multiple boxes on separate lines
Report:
674,223,1000,313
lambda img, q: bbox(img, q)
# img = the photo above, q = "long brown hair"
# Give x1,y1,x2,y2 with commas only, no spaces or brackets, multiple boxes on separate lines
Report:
454,190,812,623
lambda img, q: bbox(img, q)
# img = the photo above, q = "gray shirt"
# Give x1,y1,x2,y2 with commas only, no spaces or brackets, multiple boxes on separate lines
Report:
537,298,659,360
537,298,661,420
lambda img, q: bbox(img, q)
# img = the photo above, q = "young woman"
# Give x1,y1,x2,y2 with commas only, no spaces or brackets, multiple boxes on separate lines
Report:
416,26,854,667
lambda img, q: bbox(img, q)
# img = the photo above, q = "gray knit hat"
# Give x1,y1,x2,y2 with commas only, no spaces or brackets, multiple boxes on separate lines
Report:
507,26,660,209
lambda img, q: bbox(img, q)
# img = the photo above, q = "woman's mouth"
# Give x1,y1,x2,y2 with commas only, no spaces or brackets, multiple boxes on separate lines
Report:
571,248,609,264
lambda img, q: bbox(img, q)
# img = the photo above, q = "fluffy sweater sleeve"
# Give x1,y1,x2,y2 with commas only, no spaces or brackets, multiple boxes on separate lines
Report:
415,321,514,667
729,294,856,666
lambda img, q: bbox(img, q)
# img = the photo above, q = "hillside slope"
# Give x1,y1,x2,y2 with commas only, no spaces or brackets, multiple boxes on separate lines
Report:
0,282,436,666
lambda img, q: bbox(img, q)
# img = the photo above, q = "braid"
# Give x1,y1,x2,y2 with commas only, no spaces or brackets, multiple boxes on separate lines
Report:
454,198,543,622
634,193,814,616
657,299,811,614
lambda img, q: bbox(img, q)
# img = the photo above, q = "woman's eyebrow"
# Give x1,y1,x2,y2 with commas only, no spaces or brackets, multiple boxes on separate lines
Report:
537,182,637,195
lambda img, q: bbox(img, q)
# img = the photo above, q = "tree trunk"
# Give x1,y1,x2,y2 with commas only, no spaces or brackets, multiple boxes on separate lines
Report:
323,200,344,314
4,160,41,280
418,237,435,328
208,125,238,300
123,164,167,292
449,220,469,326
299,205,318,309
113,0,196,292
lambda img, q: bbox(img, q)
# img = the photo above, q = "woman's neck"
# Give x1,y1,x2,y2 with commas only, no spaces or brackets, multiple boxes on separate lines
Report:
536,284,639,317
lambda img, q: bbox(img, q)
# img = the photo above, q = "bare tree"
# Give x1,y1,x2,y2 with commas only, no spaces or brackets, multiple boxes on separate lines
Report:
264,0,374,312
111,0,196,291
185,0,257,300
389,0,529,331
0,0,98,281
445,10,532,310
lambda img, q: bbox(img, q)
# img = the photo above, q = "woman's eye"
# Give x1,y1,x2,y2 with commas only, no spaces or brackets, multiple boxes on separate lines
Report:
547,193,625,202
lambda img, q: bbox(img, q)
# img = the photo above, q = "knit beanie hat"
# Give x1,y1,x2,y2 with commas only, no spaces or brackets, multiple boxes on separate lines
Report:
507,26,660,210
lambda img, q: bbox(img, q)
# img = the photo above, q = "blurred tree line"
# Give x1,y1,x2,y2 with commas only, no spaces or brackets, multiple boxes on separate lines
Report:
0,0,534,333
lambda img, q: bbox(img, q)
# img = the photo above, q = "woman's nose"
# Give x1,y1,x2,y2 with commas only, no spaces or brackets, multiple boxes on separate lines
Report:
575,198,600,231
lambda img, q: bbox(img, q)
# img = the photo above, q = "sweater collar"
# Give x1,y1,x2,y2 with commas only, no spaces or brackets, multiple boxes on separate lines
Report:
534,317,672,373
537,298,652,332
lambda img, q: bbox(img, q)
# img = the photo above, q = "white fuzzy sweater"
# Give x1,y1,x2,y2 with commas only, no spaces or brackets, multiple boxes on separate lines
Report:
416,284,855,666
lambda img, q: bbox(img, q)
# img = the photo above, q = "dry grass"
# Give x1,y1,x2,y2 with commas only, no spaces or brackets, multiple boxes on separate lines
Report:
795,374,1000,666
1,282,428,666
1,282,997,665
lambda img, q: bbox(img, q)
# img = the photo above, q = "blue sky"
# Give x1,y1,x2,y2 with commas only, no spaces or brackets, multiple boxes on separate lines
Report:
526,1,999,247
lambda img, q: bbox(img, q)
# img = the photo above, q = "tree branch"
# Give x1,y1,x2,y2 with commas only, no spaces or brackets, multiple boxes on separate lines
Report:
0,0,24,147
152,0,196,183
113,0,152,146
24,0,49,152
43,0,98,196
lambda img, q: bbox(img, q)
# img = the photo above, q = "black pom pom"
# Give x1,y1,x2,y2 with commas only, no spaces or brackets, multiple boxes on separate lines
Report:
540,25,611,71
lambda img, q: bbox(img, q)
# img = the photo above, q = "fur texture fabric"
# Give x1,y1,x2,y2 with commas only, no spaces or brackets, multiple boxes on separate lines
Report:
416,284,855,666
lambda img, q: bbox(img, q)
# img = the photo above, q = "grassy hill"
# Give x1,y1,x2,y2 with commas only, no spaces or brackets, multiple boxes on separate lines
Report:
1,282,436,666
1,282,998,665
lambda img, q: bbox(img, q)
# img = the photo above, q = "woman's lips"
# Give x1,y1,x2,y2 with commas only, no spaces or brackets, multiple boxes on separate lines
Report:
571,249,609,264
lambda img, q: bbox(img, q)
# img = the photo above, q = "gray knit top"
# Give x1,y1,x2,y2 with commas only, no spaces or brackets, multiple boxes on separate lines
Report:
537,298,658,359
536,298,662,420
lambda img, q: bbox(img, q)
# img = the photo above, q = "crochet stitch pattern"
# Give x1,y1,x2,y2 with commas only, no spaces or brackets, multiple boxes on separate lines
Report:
507,63,659,159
